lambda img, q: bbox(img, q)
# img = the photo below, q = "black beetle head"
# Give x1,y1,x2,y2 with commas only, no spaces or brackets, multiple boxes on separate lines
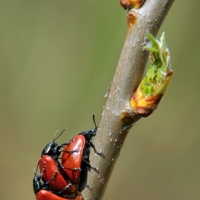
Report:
41,141,58,156
41,128,67,158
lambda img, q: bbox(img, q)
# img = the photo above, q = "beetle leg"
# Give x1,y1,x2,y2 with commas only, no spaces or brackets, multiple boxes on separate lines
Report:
82,159,99,173
46,170,59,185
57,182,73,195
58,138,76,150
62,149,79,154
58,141,72,148
89,140,105,158
86,184,93,190
37,160,46,177
61,166,81,171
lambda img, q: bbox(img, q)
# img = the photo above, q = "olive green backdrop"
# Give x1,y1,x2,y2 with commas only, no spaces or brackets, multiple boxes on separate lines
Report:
0,0,199,199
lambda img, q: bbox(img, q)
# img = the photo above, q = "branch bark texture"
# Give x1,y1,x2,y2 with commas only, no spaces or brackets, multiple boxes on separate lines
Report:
82,0,175,199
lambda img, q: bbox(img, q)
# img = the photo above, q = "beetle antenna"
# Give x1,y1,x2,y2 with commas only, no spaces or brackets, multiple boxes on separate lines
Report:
92,115,97,129
33,160,40,175
53,128,67,142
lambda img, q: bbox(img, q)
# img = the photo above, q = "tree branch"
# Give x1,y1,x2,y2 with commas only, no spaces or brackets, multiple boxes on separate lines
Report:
82,0,175,199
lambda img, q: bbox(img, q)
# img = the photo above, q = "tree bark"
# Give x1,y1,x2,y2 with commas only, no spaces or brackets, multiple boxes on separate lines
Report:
82,0,175,199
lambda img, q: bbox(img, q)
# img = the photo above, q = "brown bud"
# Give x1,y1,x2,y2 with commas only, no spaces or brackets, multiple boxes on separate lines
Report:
120,0,145,10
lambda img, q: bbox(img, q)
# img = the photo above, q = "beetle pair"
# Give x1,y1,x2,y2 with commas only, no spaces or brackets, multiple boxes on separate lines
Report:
33,116,104,200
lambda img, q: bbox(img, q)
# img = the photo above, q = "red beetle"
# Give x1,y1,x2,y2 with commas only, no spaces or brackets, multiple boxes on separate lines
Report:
62,135,85,185
36,190,84,200
39,155,78,196
62,116,104,191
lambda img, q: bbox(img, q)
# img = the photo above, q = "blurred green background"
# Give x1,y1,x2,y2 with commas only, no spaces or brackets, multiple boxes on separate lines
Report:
0,0,200,199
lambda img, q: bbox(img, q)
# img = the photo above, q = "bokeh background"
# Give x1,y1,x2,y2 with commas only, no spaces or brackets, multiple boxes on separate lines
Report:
0,0,199,199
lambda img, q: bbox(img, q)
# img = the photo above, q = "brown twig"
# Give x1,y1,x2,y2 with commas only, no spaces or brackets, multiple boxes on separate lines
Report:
82,0,175,199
